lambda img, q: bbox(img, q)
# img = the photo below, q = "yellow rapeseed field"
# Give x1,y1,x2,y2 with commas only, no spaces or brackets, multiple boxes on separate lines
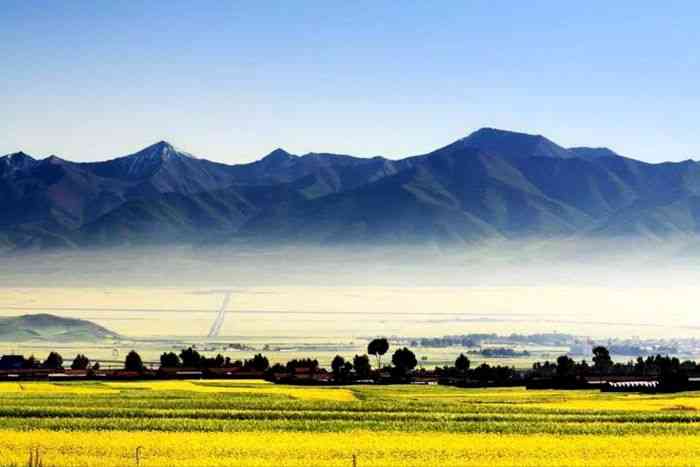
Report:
3,431,700,466
105,380,356,401
1,381,700,466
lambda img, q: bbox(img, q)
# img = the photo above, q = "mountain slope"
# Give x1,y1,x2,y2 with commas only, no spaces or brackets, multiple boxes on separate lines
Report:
83,141,239,195
0,155,131,231
240,144,593,243
4,128,700,248
79,187,256,245
0,142,407,249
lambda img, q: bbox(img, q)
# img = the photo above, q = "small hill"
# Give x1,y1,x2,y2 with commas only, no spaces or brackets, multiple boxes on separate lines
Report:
0,314,120,342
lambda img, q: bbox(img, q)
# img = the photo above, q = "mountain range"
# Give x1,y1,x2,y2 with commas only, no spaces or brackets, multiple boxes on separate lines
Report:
3,127,700,251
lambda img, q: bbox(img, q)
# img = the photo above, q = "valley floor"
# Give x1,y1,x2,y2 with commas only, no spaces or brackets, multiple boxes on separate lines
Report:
2,381,700,465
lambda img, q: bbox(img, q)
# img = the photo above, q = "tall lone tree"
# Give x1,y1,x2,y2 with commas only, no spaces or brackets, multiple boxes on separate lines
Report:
125,350,145,372
368,338,389,369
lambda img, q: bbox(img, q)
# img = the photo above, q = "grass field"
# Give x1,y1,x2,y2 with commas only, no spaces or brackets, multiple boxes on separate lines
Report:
2,381,700,465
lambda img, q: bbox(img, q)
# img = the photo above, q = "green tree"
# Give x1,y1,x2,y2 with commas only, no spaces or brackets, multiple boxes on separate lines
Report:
353,354,371,378
214,354,225,367
331,355,346,380
331,355,345,375
473,363,493,382
368,338,389,369
555,355,576,380
285,358,319,373
179,347,201,368
23,355,37,369
71,354,90,370
125,350,145,372
245,353,269,372
455,353,471,374
43,352,63,370
392,347,417,373
160,352,181,368
592,346,612,374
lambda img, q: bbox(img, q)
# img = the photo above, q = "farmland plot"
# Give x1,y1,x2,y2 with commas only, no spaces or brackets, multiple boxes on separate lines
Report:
1,381,700,466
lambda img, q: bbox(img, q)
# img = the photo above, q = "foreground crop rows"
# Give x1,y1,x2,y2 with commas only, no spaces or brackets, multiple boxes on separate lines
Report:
1,381,700,465
4,431,700,467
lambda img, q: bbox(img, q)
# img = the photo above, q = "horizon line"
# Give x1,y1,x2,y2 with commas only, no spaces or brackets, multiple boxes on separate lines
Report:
2,127,695,166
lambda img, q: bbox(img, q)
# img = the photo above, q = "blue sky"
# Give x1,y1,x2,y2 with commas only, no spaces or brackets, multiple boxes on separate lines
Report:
1,1,698,163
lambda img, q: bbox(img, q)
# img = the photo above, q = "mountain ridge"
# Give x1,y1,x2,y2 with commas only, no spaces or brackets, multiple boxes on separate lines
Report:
4,128,651,167
4,127,700,250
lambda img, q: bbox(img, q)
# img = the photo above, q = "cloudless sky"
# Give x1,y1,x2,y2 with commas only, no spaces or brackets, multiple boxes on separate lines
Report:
1,1,698,163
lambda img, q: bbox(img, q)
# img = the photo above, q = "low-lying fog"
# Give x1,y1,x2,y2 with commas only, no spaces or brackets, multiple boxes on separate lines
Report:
2,238,700,340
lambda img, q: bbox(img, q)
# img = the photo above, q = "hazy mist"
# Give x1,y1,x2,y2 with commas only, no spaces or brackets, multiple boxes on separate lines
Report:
2,238,700,340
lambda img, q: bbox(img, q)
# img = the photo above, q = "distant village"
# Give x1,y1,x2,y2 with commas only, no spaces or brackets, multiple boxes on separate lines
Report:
403,332,690,357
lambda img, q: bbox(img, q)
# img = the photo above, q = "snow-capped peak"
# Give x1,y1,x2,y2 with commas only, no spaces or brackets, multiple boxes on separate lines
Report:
138,141,196,161
1,151,34,165
108,141,196,178
0,151,38,175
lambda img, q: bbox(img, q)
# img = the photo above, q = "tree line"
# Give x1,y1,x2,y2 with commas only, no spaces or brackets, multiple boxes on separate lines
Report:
2,352,98,371
529,346,696,390
4,341,699,390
